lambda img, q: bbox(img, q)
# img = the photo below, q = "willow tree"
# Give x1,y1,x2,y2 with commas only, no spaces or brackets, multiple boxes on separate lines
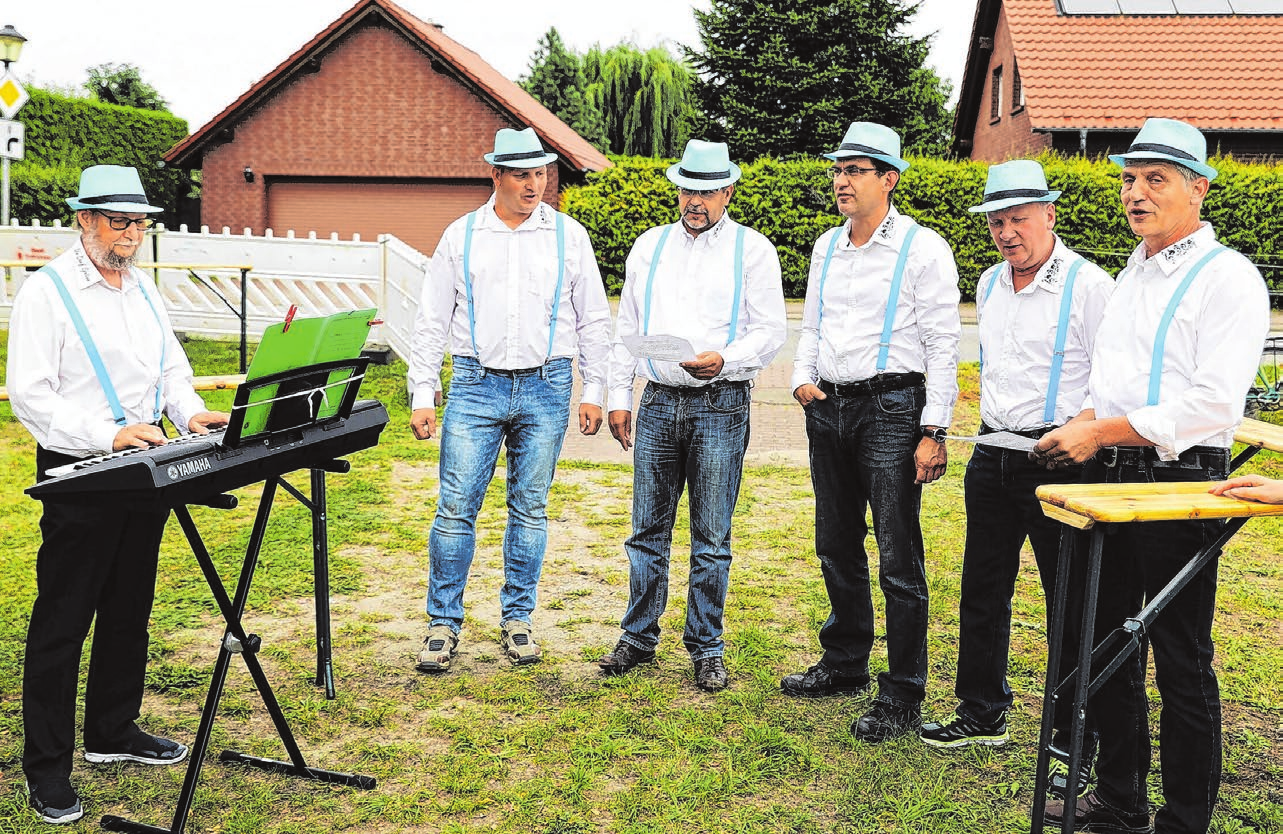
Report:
520,28,609,152
582,44,699,158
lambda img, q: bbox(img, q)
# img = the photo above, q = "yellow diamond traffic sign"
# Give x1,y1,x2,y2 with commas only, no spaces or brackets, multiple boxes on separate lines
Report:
0,72,29,119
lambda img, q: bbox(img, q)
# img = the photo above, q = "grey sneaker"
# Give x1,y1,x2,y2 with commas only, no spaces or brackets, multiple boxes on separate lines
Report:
84,729,188,765
416,625,459,673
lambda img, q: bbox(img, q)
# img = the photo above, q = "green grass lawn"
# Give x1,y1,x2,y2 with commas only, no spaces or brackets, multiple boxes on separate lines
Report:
0,337,1279,833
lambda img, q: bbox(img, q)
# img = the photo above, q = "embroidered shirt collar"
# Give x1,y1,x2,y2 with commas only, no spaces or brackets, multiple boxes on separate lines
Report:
679,212,733,245
1127,222,1216,277
839,205,910,251
478,194,556,231
69,238,140,291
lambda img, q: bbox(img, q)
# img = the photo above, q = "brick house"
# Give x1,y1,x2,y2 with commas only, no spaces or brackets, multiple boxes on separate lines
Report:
163,0,610,255
952,0,1283,162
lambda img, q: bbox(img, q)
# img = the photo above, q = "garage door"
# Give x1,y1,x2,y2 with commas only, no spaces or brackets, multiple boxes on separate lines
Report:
267,179,495,256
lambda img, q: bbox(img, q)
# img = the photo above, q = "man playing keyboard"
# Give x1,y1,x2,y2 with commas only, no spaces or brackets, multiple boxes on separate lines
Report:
6,165,228,824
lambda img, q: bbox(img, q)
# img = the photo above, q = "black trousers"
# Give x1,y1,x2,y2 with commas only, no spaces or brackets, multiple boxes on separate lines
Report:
23,445,169,782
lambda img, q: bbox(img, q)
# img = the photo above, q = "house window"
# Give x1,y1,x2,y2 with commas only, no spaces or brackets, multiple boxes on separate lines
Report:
991,66,1003,123
1012,63,1024,112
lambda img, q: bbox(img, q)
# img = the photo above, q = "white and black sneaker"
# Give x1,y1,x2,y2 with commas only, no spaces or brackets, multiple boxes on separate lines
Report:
85,729,189,765
920,712,1010,748
26,778,84,824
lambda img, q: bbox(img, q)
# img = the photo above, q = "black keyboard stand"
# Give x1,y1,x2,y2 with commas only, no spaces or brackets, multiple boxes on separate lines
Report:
101,472,374,833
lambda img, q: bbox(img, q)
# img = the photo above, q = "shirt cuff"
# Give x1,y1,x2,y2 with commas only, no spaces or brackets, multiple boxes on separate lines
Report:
580,382,605,408
921,406,953,430
411,386,438,411
91,423,120,456
789,369,817,393
1124,407,1179,460
608,387,634,413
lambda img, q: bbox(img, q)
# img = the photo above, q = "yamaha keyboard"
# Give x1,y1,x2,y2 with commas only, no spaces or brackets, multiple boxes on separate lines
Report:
28,399,389,506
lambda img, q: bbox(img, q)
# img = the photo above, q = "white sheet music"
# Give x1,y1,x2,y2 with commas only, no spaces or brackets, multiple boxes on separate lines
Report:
622,334,698,363
948,431,1040,452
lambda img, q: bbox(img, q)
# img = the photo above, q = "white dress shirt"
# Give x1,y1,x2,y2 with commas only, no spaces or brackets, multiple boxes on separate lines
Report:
408,196,612,409
1086,223,1269,459
976,236,1113,431
7,240,209,457
607,214,787,412
791,206,962,428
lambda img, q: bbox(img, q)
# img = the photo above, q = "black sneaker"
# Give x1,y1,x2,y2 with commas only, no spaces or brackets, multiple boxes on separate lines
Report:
85,729,189,765
920,712,1010,749
597,640,656,676
26,778,84,824
852,698,922,743
693,655,728,692
1048,728,1097,798
780,662,871,698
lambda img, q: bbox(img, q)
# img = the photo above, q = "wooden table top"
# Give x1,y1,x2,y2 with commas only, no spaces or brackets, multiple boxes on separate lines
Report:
1036,480,1283,529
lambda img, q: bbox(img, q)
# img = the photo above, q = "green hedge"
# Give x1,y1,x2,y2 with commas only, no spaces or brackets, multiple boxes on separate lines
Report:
564,153,1283,299
9,89,193,227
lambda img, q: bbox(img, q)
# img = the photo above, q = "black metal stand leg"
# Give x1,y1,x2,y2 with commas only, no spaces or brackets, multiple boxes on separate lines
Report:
1057,527,1105,834
311,468,335,699
1031,527,1078,831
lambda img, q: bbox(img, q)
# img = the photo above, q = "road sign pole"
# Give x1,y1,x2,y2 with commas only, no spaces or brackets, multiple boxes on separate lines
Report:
2,155,9,226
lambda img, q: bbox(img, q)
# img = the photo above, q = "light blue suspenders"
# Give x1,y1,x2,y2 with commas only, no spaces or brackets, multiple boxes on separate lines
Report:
42,264,166,426
1136,245,1226,406
814,222,920,374
977,257,1086,424
462,209,566,363
641,223,746,379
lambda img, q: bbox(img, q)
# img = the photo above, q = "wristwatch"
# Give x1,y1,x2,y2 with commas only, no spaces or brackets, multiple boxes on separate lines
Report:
921,426,947,443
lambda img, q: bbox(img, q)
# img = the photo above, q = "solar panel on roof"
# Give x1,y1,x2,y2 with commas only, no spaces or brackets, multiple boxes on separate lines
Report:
1118,0,1178,11
1057,0,1123,13
1058,0,1283,10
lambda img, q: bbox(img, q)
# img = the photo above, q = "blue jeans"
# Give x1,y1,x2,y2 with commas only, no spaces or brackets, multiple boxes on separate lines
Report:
805,383,927,705
956,439,1084,725
426,356,572,631
1077,449,1228,834
619,381,751,660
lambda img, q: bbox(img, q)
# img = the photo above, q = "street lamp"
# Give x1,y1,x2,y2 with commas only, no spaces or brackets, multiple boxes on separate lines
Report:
0,25,25,70
0,24,25,226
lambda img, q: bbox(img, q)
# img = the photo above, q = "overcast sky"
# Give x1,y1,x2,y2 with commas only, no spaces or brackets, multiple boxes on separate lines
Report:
5,0,980,131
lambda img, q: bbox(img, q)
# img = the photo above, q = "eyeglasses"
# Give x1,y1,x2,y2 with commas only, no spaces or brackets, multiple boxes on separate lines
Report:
94,211,154,231
827,164,882,180
678,186,725,198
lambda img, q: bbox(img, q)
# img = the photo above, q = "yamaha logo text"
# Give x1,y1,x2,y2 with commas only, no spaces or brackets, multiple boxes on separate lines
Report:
167,458,212,480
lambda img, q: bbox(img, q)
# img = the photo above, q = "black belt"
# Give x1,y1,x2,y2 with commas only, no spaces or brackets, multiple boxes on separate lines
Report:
1096,444,1227,471
484,366,543,377
649,379,751,394
818,372,924,399
980,422,1058,440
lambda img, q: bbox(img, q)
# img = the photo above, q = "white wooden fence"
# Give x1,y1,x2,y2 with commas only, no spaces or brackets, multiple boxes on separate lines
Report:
0,221,429,363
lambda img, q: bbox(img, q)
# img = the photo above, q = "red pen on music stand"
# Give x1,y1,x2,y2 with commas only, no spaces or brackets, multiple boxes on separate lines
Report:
282,304,298,333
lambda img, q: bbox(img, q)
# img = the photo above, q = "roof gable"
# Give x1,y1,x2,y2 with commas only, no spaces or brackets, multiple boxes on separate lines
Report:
953,0,1283,152
164,0,609,172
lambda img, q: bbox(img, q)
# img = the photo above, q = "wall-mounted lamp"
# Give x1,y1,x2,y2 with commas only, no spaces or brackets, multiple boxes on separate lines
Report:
243,166,254,183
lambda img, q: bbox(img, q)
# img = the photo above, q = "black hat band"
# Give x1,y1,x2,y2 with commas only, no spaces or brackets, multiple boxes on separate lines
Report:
677,167,731,180
79,193,149,205
837,142,891,157
983,188,1052,201
493,150,549,162
1126,142,1197,162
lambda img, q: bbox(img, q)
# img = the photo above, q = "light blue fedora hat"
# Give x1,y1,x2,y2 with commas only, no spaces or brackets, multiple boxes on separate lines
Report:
666,140,741,190
1108,117,1217,181
65,165,164,213
968,159,1062,213
483,127,558,168
824,122,910,173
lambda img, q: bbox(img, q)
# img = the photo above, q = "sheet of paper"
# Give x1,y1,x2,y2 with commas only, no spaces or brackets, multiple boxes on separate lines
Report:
622,334,697,363
948,431,1040,452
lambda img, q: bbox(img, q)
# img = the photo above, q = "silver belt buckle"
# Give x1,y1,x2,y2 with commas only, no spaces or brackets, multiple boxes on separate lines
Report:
1101,446,1120,468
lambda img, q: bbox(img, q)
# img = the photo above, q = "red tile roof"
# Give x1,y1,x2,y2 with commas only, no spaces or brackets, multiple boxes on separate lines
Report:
165,0,610,172
1004,0,1283,131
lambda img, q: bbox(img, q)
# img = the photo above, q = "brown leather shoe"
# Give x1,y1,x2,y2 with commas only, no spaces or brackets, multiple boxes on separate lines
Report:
597,640,656,676
1043,790,1150,833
